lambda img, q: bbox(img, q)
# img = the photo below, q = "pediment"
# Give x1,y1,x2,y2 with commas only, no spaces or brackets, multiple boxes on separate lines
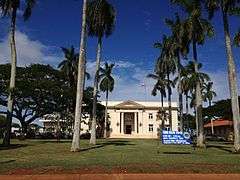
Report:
114,100,145,109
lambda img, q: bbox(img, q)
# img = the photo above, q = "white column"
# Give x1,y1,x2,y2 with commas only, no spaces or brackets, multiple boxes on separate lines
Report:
121,112,124,134
134,112,137,134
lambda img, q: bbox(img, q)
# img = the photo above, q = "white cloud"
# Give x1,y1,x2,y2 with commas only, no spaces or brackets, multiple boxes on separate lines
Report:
98,63,240,104
0,31,61,66
1,31,238,104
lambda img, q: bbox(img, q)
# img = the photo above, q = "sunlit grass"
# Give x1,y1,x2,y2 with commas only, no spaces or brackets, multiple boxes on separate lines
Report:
0,139,239,174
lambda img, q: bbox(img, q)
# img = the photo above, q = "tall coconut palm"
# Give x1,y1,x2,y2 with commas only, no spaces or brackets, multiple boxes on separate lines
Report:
71,0,88,152
59,46,91,89
172,0,214,147
186,61,210,131
0,0,36,146
165,13,190,131
155,35,176,130
202,82,217,107
204,0,240,152
202,81,217,135
58,46,79,88
99,62,115,138
147,72,169,135
147,73,168,108
87,0,116,145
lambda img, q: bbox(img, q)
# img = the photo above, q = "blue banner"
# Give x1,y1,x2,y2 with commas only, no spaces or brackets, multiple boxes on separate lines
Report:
162,131,192,145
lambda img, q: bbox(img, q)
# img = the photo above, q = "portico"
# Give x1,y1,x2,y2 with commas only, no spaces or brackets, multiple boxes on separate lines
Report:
101,100,179,139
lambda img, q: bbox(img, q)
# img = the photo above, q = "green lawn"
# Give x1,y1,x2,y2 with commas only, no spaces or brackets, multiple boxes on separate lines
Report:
0,139,240,174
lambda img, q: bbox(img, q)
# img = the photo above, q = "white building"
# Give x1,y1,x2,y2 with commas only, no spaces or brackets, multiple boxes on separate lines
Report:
101,100,179,139
40,100,179,139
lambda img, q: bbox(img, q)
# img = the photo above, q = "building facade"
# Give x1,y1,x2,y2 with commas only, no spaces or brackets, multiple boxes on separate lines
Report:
101,100,179,139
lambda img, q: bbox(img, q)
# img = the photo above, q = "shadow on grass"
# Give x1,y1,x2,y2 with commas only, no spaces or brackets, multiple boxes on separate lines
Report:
99,140,135,146
0,159,16,164
163,152,191,155
206,144,232,153
0,144,28,151
80,140,135,152
34,140,71,144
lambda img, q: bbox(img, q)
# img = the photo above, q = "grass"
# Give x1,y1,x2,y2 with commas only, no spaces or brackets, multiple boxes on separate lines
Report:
0,139,240,174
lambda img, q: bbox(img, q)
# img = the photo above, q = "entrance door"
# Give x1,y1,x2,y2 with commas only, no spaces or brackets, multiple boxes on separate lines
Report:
126,125,132,134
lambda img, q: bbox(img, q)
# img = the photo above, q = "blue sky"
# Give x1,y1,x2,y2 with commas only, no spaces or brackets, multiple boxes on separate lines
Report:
0,0,240,102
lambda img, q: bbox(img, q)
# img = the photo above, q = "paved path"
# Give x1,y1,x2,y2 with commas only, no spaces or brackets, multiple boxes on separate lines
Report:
0,174,239,180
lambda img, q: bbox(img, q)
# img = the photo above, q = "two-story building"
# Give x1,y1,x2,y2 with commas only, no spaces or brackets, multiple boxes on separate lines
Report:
101,100,179,139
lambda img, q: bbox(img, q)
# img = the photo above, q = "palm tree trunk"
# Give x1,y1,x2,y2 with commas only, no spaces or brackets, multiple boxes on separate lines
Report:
193,40,205,148
176,53,183,131
222,8,240,152
185,93,190,129
3,10,17,146
90,37,102,145
71,0,88,152
186,93,189,115
161,94,165,131
167,72,172,131
104,89,109,138
208,101,214,135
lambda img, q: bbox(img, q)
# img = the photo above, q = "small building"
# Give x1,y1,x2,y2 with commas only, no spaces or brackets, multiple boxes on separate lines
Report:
39,113,89,135
204,119,233,141
101,100,179,139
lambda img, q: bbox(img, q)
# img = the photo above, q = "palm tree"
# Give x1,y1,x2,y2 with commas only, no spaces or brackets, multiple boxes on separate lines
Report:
165,13,190,131
172,0,214,147
177,66,192,116
147,72,168,131
71,0,88,152
186,61,210,132
87,0,116,145
99,62,115,138
0,0,36,146
204,0,240,152
202,81,217,135
155,35,176,130
58,46,79,88
202,82,217,107
59,46,90,89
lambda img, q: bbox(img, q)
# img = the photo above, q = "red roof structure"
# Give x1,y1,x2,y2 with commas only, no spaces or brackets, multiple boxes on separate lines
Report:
204,119,233,128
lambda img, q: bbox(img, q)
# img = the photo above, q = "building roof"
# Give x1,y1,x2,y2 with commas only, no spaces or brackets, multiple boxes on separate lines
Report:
100,100,178,110
204,119,233,128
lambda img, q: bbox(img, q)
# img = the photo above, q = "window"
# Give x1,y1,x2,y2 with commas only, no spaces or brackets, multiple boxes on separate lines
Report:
149,124,153,132
149,113,153,120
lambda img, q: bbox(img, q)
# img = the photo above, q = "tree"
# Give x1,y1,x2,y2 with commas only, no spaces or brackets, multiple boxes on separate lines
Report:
58,46,91,90
176,66,193,116
0,0,36,146
203,97,240,121
0,64,73,135
172,0,214,147
202,82,217,135
0,115,6,139
58,46,79,88
71,0,88,152
202,82,217,107
165,13,190,131
204,0,240,152
87,0,116,145
83,87,105,137
147,72,168,131
176,61,210,130
155,35,176,130
99,63,115,138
